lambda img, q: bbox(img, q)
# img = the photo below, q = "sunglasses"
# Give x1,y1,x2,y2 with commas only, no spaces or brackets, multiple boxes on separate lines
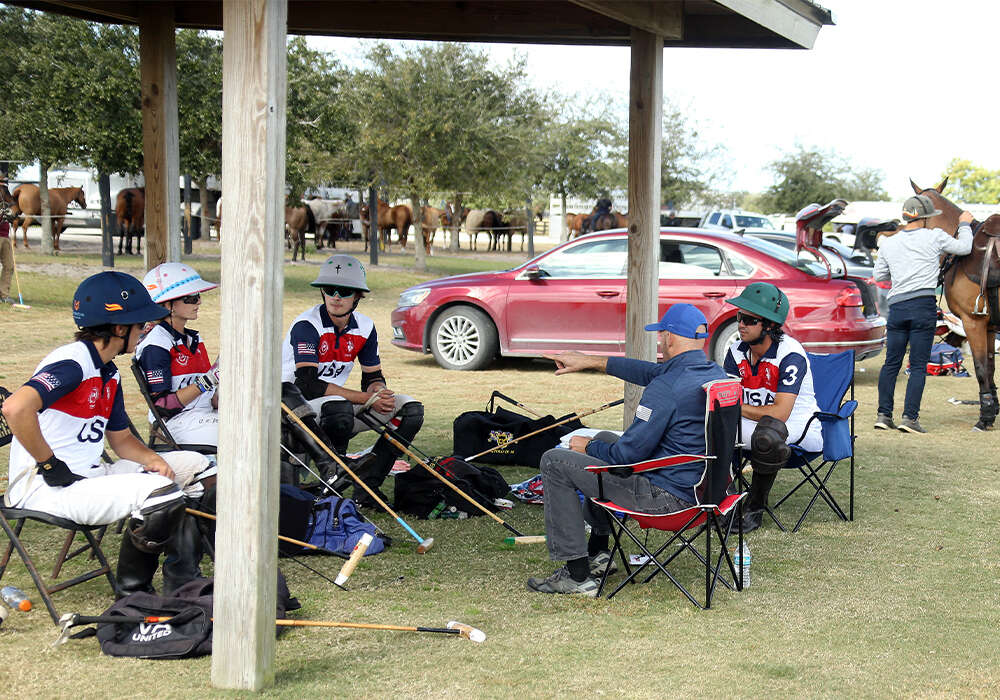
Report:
322,286,358,299
179,294,201,305
736,312,763,326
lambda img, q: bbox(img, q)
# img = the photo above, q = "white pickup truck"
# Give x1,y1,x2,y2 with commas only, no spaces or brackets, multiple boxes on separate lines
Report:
699,209,777,231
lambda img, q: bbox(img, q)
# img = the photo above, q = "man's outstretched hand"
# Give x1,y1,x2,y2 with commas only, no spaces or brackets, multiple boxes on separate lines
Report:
543,351,607,375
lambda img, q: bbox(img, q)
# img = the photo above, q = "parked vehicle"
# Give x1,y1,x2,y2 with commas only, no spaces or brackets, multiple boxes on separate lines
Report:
391,228,886,370
699,209,776,231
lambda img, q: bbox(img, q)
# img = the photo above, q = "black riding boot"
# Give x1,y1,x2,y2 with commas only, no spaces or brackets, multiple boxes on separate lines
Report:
747,471,778,513
162,512,204,596
116,536,160,598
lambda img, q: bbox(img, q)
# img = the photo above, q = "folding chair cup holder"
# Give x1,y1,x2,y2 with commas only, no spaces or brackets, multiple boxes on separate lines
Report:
761,350,857,533
588,378,747,609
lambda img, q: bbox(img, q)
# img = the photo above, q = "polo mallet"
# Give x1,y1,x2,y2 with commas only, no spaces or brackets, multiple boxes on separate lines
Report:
488,390,543,418
278,443,389,541
281,402,434,554
7,241,30,311
334,532,374,587
464,397,625,462
355,409,525,538
56,612,485,646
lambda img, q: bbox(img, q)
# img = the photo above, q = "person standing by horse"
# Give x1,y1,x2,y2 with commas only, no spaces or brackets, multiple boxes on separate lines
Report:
874,195,974,433
583,196,613,235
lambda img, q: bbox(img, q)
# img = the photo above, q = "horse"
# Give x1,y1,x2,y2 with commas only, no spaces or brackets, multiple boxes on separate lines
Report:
114,187,145,255
912,178,1000,430
360,200,411,252
567,212,586,239
417,206,447,254
305,197,347,249
285,204,315,262
10,184,86,250
212,196,222,240
612,211,630,228
503,211,531,252
582,210,618,235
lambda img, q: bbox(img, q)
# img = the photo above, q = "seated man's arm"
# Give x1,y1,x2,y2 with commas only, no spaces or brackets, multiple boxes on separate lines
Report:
587,385,674,465
358,362,395,413
139,346,195,416
2,385,51,462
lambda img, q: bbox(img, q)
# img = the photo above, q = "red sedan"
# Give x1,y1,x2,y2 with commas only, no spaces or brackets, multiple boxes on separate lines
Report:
390,229,886,370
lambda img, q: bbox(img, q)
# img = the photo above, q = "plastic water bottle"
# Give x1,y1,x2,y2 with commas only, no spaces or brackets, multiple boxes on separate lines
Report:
1,585,32,611
732,542,751,589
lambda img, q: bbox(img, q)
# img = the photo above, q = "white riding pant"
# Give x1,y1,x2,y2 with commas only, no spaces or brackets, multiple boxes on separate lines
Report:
164,408,220,448
11,451,211,527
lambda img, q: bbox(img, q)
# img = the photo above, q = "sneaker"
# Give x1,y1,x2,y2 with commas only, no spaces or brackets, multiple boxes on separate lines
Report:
526,566,599,596
873,413,896,430
741,508,764,534
898,417,926,434
588,550,618,577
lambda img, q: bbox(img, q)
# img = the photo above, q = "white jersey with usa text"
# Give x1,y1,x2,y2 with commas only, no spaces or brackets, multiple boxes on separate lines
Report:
135,322,215,419
8,341,129,504
281,305,380,387
723,334,821,442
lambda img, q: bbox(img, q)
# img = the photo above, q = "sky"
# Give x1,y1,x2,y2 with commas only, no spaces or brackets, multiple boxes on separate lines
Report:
309,1,1000,201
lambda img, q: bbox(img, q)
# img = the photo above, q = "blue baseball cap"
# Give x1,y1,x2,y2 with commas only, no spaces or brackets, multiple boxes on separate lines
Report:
644,303,709,339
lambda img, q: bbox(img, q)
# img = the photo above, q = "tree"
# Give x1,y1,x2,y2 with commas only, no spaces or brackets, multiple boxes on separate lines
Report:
537,106,625,240
349,43,547,264
760,145,888,214
940,158,1000,203
285,37,356,202
0,9,94,253
660,99,719,208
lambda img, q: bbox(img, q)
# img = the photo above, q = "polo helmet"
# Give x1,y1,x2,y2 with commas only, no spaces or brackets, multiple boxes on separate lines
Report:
142,262,218,303
72,271,169,328
726,282,789,325
311,254,370,293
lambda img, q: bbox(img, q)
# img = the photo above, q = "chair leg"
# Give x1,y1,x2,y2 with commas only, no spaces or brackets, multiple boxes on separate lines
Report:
0,512,63,624
52,531,77,579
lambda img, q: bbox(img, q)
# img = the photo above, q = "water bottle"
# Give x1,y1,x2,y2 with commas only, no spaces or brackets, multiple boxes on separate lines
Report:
732,542,751,589
1,585,32,611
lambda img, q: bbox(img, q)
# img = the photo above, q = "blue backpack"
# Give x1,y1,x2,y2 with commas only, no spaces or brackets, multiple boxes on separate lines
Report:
278,484,386,557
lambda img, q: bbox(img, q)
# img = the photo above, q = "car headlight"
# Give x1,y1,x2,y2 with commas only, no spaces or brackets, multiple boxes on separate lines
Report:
397,288,431,308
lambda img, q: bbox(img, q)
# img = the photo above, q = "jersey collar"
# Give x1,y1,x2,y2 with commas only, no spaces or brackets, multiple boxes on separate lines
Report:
82,339,118,382
158,320,201,353
318,304,358,334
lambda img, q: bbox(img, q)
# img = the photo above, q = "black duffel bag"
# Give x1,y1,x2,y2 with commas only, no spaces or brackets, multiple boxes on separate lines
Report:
453,406,583,467
394,457,509,519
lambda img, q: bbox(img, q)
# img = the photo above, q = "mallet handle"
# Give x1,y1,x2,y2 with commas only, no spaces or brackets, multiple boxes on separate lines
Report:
465,398,625,462
186,508,319,551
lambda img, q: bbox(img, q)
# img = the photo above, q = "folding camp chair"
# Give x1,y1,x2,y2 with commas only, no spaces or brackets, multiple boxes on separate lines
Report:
768,350,856,532
0,505,119,624
130,357,216,455
587,378,745,609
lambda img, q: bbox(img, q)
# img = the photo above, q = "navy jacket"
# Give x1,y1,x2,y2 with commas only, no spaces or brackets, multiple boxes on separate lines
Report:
586,350,726,502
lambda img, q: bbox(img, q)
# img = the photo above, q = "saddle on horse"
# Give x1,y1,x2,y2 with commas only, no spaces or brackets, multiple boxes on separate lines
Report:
960,214,1000,319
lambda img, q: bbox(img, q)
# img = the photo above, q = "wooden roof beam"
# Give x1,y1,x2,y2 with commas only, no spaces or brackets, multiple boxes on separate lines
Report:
570,1,682,40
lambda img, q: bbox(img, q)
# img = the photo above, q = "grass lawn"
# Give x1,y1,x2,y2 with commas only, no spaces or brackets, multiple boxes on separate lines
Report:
1,237,999,698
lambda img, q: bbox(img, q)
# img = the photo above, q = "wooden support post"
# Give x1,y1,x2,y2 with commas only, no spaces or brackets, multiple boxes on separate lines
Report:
624,28,663,427
139,3,180,269
211,0,287,690
183,174,192,255
368,185,379,266
98,173,114,268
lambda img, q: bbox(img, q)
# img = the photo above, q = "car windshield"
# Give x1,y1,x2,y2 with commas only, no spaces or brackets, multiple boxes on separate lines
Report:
734,215,774,229
737,236,829,277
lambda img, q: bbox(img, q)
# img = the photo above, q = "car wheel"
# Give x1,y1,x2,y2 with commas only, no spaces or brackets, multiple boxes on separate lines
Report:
429,306,499,371
711,319,740,367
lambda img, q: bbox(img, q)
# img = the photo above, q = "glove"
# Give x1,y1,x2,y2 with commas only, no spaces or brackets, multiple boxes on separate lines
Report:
36,456,85,487
194,367,220,393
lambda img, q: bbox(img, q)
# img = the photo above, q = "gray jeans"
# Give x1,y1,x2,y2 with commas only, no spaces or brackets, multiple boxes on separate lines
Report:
540,432,694,562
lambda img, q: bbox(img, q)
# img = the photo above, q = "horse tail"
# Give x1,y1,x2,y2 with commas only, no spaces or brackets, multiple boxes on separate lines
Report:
304,204,317,233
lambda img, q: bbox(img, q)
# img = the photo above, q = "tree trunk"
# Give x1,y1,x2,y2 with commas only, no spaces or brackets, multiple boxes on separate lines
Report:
99,172,115,268
198,179,211,242
183,174,193,255
450,191,462,252
560,192,569,242
39,161,53,255
412,193,426,272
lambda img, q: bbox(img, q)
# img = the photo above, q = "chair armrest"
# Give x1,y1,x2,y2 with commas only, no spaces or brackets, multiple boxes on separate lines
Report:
584,454,708,474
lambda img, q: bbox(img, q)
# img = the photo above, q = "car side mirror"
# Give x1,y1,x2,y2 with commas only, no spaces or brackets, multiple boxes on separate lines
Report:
524,265,545,280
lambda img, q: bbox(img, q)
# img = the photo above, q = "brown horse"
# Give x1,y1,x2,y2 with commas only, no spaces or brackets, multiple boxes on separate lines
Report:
912,178,999,430
285,205,314,262
567,213,586,239
360,200,411,251
10,184,87,250
114,187,145,255
417,206,447,254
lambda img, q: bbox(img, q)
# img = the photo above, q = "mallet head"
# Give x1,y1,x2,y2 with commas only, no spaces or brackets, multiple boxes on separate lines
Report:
416,536,434,554
447,620,486,643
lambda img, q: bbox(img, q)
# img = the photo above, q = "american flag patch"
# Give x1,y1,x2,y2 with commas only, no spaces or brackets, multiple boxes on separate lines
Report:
635,404,652,422
296,342,316,355
145,370,164,384
33,372,60,391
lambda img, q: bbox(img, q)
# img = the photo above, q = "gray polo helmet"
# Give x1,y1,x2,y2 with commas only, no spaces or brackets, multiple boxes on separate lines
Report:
311,254,370,293
901,194,942,222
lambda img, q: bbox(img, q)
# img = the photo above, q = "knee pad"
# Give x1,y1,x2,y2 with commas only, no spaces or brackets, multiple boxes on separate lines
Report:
750,416,791,475
320,400,355,447
391,401,424,442
128,485,185,553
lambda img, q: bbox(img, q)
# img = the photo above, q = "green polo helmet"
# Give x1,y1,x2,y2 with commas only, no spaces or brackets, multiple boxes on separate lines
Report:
727,282,789,325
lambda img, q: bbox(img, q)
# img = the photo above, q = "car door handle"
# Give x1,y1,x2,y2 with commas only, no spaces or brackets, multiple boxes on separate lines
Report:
596,291,621,297
702,292,726,298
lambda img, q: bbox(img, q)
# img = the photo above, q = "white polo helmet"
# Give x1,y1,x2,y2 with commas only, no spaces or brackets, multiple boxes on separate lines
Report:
143,262,218,303
311,254,370,293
